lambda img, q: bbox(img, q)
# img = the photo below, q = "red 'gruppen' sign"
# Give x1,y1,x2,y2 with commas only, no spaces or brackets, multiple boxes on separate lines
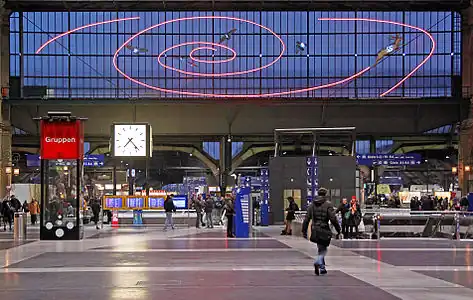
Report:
40,120,84,160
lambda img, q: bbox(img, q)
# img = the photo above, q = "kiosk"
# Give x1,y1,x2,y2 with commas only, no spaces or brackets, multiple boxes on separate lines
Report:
37,112,87,240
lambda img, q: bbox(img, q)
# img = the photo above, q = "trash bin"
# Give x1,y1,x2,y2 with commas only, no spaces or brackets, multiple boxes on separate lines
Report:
14,212,27,240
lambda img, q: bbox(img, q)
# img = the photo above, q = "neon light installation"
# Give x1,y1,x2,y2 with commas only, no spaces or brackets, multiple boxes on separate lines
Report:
189,46,236,64
319,18,436,97
35,17,140,54
36,15,435,98
113,15,370,98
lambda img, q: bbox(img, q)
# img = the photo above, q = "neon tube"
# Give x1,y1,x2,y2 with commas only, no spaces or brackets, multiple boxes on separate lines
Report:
35,17,140,54
319,17,436,97
189,46,237,64
113,15,370,98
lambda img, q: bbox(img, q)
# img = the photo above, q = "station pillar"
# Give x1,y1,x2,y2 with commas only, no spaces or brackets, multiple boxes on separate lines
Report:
459,7,473,194
0,5,11,199
219,136,232,196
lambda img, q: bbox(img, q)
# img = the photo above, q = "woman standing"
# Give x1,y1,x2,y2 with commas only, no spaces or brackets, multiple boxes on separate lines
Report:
225,197,235,238
347,197,362,239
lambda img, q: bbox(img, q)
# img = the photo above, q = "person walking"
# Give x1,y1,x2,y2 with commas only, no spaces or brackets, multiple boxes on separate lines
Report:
91,198,101,229
163,195,176,231
204,196,214,228
282,196,299,235
10,195,21,213
336,198,350,239
28,198,40,225
225,196,235,238
302,187,341,276
1,196,13,231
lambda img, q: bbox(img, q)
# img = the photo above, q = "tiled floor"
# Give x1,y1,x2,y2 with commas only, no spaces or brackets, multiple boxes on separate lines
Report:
1,225,473,299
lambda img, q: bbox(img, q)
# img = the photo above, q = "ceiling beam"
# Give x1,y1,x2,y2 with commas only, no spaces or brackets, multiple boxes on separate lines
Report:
5,0,469,11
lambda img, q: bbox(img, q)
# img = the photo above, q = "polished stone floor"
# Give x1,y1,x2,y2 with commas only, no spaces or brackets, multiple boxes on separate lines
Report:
1,225,473,300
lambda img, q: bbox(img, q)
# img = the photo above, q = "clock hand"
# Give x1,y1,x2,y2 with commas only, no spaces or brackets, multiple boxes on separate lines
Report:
130,140,140,151
123,137,133,148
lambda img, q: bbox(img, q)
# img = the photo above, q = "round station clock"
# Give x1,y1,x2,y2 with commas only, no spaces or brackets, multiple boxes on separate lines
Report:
111,123,152,157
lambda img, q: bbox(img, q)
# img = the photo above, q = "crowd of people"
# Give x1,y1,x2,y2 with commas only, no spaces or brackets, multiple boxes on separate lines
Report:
0,195,40,231
190,194,236,237
410,196,470,211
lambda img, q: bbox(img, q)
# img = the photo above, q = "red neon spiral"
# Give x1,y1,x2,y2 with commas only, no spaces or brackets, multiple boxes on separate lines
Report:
189,46,237,64
113,15,371,97
158,42,239,76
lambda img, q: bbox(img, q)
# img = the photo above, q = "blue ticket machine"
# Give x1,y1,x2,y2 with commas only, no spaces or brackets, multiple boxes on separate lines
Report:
235,187,251,238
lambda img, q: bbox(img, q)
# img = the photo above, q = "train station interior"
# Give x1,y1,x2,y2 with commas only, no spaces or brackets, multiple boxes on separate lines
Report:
0,0,473,299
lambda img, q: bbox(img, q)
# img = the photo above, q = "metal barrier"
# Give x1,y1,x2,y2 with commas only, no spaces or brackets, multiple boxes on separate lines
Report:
293,209,473,240
13,212,27,240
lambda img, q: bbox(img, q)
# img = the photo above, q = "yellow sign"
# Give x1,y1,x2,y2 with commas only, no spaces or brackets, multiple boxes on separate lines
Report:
376,184,391,195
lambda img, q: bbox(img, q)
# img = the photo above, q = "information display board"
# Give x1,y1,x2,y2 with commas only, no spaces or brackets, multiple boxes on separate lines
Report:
148,197,165,209
126,196,145,209
103,196,123,209
172,195,188,209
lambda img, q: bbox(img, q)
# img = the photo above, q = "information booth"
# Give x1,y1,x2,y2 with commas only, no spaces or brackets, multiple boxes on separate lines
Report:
37,112,87,240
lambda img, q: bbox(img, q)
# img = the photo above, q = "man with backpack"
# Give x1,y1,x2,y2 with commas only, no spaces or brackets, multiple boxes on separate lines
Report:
302,187,341,276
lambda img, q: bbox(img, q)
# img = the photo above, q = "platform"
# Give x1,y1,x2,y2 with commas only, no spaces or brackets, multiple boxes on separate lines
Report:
1,226,473,300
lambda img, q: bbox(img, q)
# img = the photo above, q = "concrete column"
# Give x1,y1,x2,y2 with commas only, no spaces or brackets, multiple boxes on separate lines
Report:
0,4,11,199
219,136,232,195
458,7,473,194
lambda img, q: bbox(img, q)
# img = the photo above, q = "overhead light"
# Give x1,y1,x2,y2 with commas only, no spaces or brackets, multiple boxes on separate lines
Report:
189,153,193,156
5,167,12,174
452,166,458,173
283,151,287,155
466,165,471,172
329,152,333,156
13,168,20,175
446,155,450,159
424,159,428,163
329,178,333,182
290,178,294,182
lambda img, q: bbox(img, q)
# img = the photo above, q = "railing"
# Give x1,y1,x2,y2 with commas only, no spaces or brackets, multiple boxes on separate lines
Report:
293,209,473,240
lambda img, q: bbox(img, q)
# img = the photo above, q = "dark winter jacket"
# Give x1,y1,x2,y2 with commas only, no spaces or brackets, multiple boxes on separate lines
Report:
10,197,21,212
302,196,341,244
164,199,176,213
335,202,350,224
91,200,101,214
225,199,235,216
347,204,362,227
285,201,299,221
204,198,214,213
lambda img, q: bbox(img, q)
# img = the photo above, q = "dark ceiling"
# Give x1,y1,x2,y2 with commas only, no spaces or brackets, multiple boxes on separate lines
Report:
4,0,470,12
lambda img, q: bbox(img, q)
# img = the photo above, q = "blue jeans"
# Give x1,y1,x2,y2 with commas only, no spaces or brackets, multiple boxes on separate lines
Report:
314,244,328,270
164,212,174,229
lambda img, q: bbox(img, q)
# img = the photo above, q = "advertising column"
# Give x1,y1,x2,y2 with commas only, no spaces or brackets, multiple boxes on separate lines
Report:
39,115,85,240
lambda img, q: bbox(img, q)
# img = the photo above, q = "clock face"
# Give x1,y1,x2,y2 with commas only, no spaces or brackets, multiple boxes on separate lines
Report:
113,124,147,157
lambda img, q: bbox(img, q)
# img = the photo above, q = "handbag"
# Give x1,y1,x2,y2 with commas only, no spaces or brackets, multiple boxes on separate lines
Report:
344,211,351,220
